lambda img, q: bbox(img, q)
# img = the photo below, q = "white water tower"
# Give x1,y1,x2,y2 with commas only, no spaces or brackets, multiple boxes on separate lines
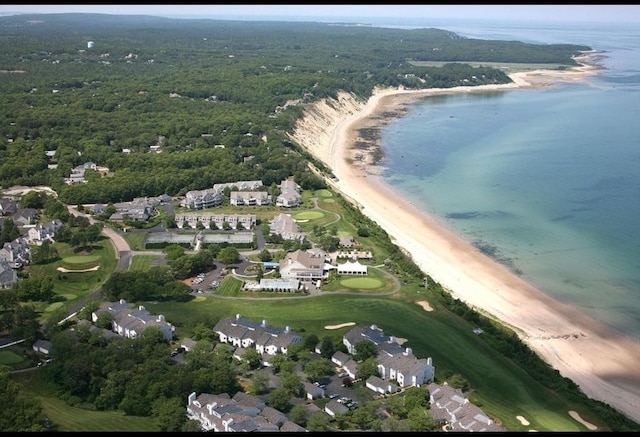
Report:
87,41,95,49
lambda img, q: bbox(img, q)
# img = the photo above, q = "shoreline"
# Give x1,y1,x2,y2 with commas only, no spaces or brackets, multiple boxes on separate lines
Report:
289,57,640,422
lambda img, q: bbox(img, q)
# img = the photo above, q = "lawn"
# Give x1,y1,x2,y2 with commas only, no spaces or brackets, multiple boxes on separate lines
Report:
129,255,156,272
322,265,397,294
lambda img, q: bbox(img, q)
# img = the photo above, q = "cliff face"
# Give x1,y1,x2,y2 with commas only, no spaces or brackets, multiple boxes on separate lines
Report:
288,91,366,168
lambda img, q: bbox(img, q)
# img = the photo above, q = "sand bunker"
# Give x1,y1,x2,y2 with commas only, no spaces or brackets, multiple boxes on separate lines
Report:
569,410,597,430
56,266,100,273
416,300,433,311
516,415,530,426
324,322,356,330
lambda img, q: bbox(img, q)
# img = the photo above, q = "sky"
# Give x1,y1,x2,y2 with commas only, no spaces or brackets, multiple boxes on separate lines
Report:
1,4,640,24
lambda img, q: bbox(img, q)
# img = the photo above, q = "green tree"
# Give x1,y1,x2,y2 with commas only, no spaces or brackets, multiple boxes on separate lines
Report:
403,385,430,411
406,407,437,432
266,387,291,412
384,393,408,419
354,339,377,362
280,371,303,397
242,347,262,370
259,248,272,262
357,227,370,237
303,358,335,382
217,246,239,264
356,357,379,380
319,336,336,359
0,217,20,244
268,353,288,373
350,403,380,430
151,396,186,432
289,404,308,427
447,373,470,391
306,412,330,432
0,367,46,431
250,369,270,395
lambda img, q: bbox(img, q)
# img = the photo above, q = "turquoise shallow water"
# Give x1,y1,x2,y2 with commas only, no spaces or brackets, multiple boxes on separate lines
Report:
373,19,640,338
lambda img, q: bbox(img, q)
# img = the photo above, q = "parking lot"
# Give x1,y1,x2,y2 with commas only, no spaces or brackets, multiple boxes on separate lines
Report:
189,264,228,294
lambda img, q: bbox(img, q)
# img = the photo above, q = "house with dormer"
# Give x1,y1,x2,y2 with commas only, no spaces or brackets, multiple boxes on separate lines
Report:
0,198,18,216
0,259,18,289
275,179,302,208
215,180,263,192
91,299,175,341
279,249,330,282
181,188,224,209
64,161,108,185
428,382,505,432
213,314,303,361
186,391,306,432
376,346,434,388
174,212,256,230
343,324,435,389
12,208,38,227
343,324,393,354
26,219,63,246
0,237,30,268
269,213,306,242
230,191,271,206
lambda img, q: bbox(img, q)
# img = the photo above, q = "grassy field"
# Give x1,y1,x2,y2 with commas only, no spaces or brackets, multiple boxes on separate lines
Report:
129,255,156,272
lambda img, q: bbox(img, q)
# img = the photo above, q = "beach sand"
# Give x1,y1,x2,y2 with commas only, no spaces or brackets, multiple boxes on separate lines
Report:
289,56,640,423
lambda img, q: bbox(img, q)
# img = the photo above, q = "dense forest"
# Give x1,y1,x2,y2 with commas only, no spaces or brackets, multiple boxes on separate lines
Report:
0,13,590,204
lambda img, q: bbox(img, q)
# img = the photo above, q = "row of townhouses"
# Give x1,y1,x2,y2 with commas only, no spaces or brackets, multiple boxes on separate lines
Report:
90,194,172,222
181,179,301,210
173,213,257,230
186,391,306,432
91,299,175,341
213,314,304,364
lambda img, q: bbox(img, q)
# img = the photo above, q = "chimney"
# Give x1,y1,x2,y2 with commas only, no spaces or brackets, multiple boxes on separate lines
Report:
188,392,196,405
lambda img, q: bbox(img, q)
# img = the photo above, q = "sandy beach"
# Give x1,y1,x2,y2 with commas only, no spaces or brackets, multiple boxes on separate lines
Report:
289,56,640,423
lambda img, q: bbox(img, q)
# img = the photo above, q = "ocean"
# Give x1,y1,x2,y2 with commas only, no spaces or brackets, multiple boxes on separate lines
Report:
369,19,640,339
